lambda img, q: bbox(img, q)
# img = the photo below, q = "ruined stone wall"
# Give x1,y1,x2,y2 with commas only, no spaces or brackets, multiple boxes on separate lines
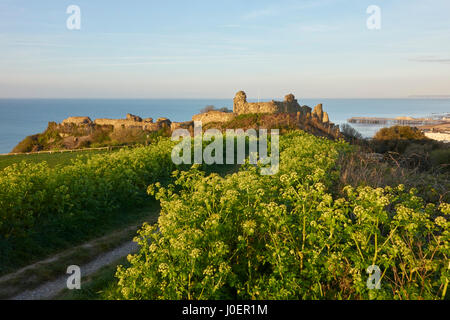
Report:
171,121,195,134
61,114,170,132
192,111,236,124
91,115,168,132
94,119,136,129
59,97,336,140
233,91,302,115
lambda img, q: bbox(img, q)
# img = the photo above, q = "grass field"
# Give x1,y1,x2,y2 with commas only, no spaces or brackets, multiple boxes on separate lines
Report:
0,149,119,171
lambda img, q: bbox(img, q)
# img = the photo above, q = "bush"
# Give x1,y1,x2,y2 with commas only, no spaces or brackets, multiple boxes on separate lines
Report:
11,135,40,153
340,124,363,141
338,150,450,203
113,132,449,300
430,149,450,172
200,105,232,114
0,138,177,240
369,126,448,172
374,126,427,141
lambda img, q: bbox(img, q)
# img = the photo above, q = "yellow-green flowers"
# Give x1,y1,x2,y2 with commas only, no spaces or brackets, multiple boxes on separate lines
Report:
114,132,449,300
0,138,177,238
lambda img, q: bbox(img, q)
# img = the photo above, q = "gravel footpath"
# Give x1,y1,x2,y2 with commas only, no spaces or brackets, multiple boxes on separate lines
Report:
11,240,139,300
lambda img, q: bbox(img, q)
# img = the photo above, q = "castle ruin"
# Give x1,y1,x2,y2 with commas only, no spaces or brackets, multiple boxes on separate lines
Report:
60,91,338,140
231,91,329,122
233,91,302,115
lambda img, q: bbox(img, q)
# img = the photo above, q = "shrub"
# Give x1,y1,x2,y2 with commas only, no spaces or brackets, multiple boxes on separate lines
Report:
11,135,40,153
0,138,177,240
430,149,450,172
369,126,448,172
374,126,427,141
338,150,450,204
200,105,232,114
113,132,448,300
340,124,363,141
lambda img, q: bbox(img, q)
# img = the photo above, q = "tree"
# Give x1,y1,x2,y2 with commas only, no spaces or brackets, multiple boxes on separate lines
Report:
200,105,232,114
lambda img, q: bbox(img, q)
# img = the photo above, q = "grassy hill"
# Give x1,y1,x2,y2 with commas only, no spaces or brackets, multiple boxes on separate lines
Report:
0,149,120,171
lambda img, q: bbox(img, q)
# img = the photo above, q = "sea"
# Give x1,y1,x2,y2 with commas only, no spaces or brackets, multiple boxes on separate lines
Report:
0,98,449,154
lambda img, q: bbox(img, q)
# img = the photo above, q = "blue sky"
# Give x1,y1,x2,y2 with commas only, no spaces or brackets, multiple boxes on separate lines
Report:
0,0,449,98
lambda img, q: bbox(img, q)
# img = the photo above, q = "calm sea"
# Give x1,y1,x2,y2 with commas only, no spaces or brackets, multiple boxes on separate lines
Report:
0,98,449,154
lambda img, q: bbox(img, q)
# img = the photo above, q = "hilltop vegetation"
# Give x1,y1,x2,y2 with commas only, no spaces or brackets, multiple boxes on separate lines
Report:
0,149,118,171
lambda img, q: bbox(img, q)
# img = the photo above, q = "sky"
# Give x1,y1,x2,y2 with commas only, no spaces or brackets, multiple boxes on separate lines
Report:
0,0,449,99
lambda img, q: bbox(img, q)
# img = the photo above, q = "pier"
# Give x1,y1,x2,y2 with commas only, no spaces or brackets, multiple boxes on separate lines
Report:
347,117,448,126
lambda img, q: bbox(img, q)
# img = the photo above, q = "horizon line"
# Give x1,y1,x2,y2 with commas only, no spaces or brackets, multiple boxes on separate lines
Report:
1,96,450,100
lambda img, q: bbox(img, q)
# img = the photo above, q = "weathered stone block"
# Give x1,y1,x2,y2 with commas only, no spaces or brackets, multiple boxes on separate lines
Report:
126,113,143,122
171,121,194,131
62,117,93,125
312,104,324,122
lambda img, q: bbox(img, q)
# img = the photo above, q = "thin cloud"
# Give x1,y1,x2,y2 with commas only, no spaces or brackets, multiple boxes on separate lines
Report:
10,41,74,48
410,56,450,64
46,54,282,67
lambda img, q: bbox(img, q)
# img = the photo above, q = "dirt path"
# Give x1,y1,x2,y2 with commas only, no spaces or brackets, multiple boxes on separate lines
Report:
0,212,159,300
12,240,138,300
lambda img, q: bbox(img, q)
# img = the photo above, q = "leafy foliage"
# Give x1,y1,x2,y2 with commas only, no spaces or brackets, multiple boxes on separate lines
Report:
11,135,41,153
0,149,119,171
369,126,449,172
340,123,363,141
0,138,177,240
200,105,232,114
113,132,449,300
374,126,427,141
2,129,448,299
